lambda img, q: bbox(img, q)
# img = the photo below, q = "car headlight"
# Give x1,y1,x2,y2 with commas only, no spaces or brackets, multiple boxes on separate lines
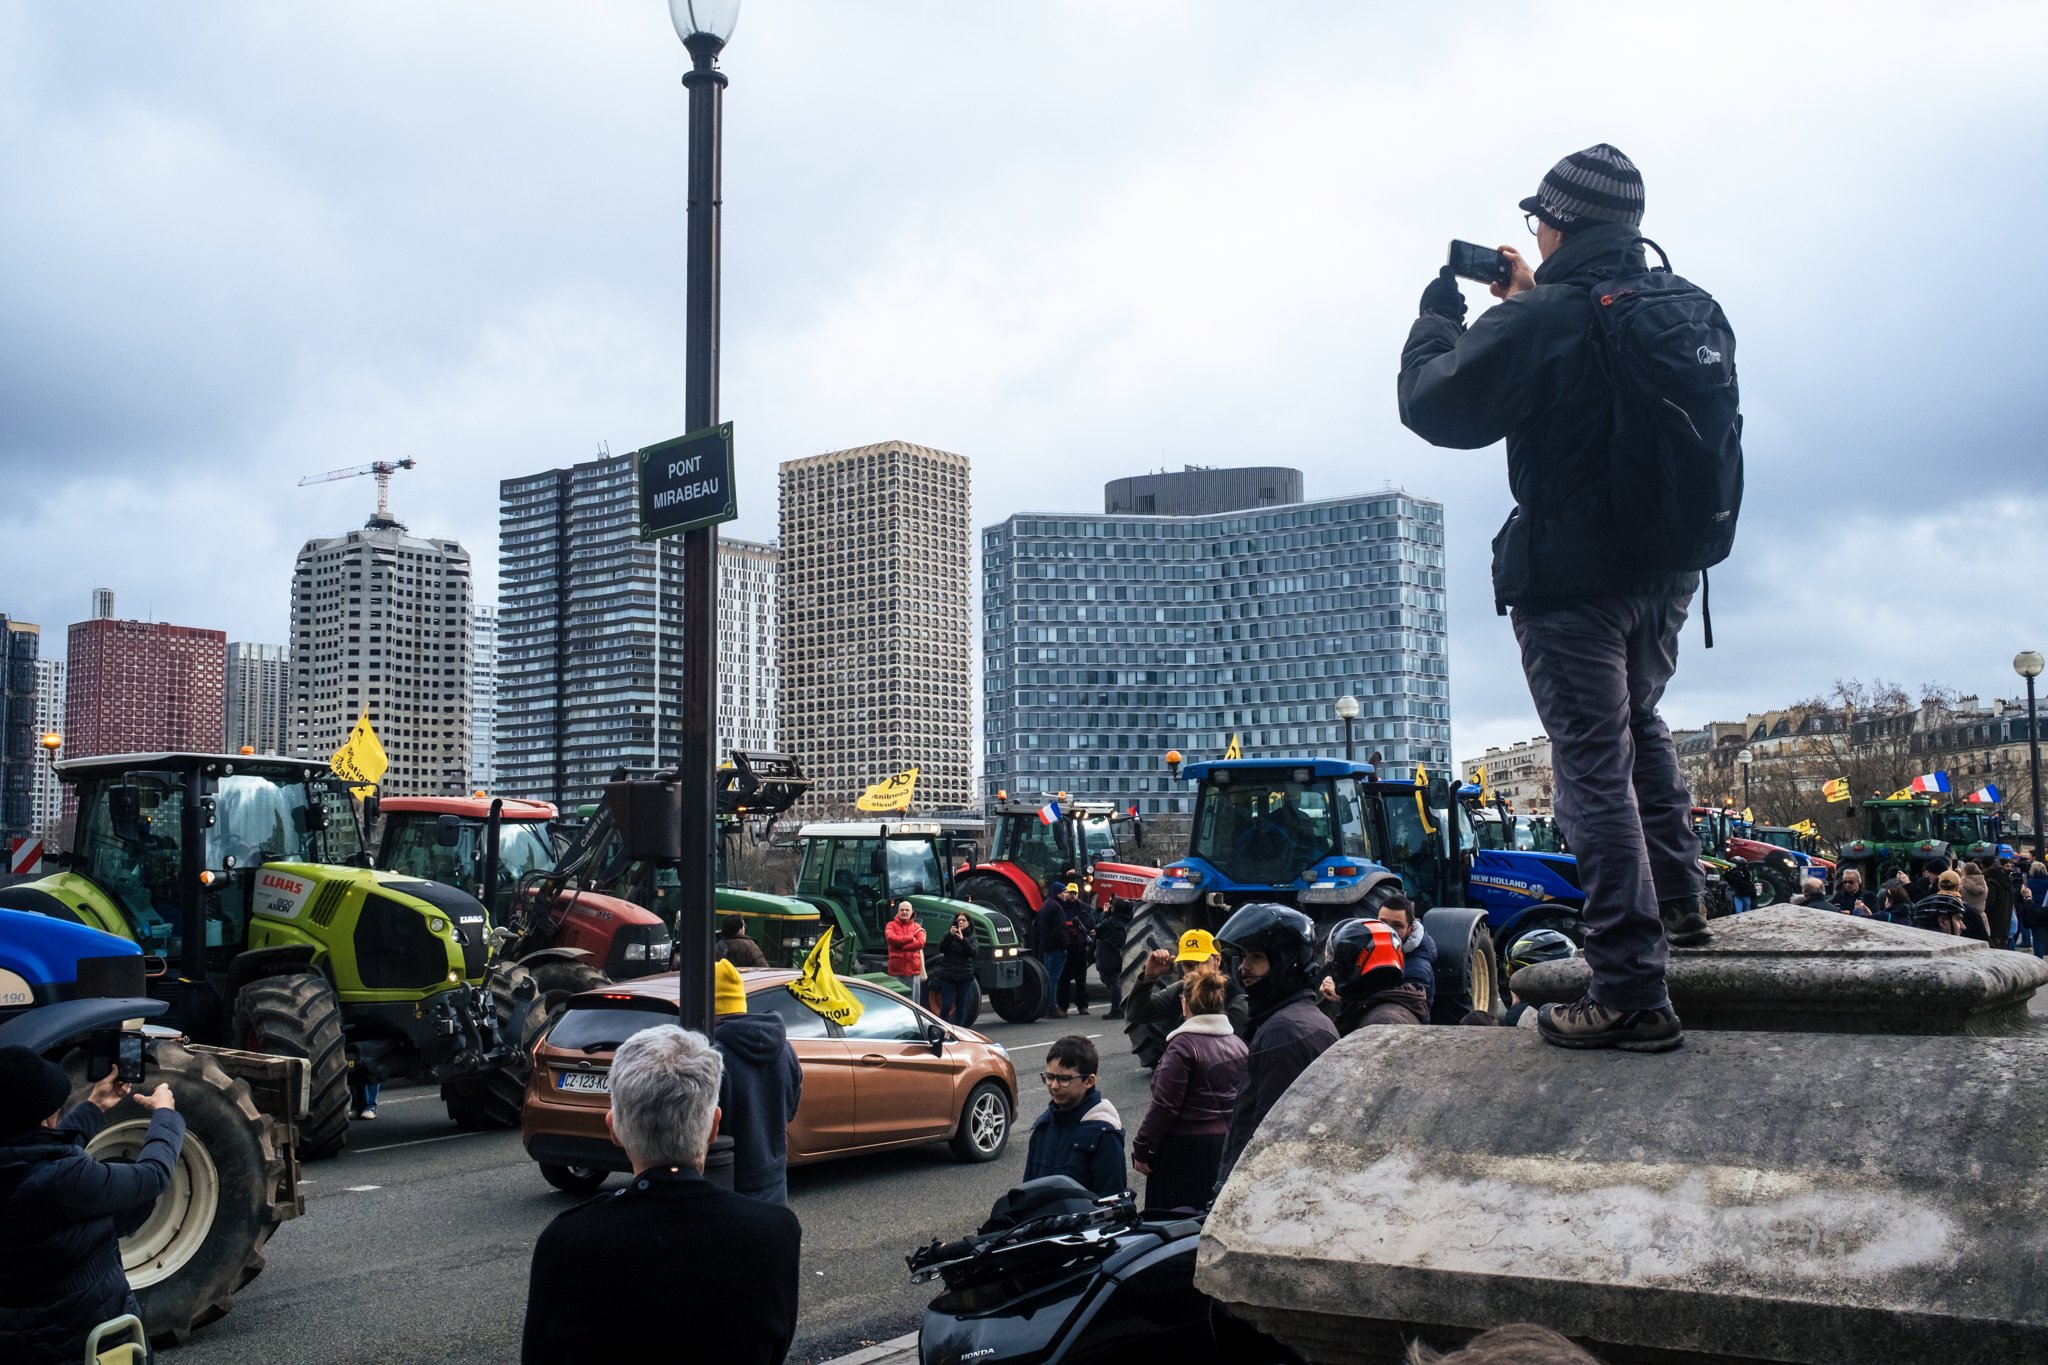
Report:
989,1043,1008,1059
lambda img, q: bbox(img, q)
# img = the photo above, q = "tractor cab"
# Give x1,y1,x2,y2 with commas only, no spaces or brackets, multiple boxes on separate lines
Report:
376,795,559,918
1938,808,2001,860
1150,759,1389,910
1836,798,1948,887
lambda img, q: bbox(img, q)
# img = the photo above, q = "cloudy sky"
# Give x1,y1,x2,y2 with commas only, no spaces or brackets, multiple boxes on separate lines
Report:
5,1,2046,765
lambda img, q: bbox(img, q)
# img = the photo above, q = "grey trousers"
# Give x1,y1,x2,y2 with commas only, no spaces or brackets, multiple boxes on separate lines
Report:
1512,595,1702,1012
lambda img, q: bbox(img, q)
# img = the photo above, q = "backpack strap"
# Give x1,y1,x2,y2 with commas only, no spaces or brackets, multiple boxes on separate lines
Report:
1701,567,1714,650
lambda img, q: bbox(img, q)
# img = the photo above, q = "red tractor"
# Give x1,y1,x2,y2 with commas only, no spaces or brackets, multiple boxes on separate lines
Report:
374,795,672,1013
953,795,1161,938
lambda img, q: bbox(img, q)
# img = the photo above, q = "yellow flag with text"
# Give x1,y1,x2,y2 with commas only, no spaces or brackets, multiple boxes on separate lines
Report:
1887,786,1915,801
329,709,388,800
1789,819,1818,837
1476,764,1494,805
786,927,864,1026
1822,777,1851,804
1224,734,1242,760
855,767,919,813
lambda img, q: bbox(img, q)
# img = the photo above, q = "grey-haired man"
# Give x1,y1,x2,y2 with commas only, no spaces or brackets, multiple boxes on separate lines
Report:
521,1026,801,1364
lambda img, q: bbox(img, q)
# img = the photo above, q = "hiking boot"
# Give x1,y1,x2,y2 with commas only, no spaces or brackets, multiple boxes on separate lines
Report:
1047,1008,1068,1020
1073,1005,1090,1016
1659,895,1714,947
1537,995,1683,1052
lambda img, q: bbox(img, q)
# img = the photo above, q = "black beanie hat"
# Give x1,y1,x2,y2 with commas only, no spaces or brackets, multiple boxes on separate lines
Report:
0,1045,73,1132
1519,143,1644,231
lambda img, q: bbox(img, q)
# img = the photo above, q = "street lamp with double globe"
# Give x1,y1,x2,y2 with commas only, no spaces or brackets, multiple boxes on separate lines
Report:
2017,651,2044,861
667,0,740,1041
1335,695,1361,762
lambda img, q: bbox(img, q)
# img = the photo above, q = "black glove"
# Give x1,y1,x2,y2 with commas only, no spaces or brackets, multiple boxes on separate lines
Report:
1419,266,1466,324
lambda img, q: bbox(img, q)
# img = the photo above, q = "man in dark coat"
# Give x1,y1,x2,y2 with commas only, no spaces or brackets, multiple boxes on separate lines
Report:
523,1025,799,1365
1036,884,1076,1019
0,1047,182,1363
1094,899,1130,1019
1400,143,1713,1054
714,914,770,968
1214,904,1337,1186
712,960,802,1205
1376,895,1437,1015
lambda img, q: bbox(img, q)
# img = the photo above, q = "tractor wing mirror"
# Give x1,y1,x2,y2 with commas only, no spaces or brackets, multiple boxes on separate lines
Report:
361,794,380,827
108,785,144,844
870,847,887,875
436,813,463,848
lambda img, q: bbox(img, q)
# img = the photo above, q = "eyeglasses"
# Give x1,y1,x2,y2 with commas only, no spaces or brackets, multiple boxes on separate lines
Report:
1525,211,1543,236
1039,1071,1088,1086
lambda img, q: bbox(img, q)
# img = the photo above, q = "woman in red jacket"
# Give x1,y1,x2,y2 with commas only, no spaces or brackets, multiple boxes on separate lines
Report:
1129,967,1247,1213
884,901,927,1005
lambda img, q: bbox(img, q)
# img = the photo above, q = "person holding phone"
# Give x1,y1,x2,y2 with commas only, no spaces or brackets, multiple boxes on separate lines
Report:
0,1047,181,1361
930,912,979,1022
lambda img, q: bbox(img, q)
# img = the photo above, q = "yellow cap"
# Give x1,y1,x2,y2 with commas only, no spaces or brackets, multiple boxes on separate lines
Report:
713,958,747,1016
1064,882,1081,894
1176,929,1217,963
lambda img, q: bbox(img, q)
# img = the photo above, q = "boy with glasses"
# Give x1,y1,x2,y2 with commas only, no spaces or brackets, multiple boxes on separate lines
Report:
1020,1036,1126,1197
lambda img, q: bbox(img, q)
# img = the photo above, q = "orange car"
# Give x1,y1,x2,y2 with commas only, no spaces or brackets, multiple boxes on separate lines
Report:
520,968,1018,1193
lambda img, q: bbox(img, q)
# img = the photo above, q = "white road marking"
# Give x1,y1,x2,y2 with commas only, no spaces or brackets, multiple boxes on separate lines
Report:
344,1185,383,1192
352,1130,494,1154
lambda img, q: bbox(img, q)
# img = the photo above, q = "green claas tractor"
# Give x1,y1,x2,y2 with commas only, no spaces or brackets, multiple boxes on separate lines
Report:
1837,796,1950,888
0,752,544,1158
792,821,1041,1024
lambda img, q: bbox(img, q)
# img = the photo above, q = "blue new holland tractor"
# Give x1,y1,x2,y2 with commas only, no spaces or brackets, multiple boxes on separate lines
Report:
1120,758,1565,1032
1458,786,1587,956
0,907,305,1345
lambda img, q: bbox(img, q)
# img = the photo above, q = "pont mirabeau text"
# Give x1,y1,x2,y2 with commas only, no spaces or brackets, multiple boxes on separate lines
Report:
653,479,719,509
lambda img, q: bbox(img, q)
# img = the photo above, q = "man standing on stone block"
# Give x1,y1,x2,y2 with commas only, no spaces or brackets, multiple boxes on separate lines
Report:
1399,143,1736,1054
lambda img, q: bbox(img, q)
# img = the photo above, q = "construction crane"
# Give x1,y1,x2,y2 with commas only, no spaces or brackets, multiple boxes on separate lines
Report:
298,459,418,521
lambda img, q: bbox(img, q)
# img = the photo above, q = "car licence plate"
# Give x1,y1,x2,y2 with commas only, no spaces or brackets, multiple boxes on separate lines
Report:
556,1071,610,1093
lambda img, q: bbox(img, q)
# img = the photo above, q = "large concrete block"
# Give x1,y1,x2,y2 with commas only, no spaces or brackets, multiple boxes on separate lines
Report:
1196,1027,2048,1364
1512,907,2048,1035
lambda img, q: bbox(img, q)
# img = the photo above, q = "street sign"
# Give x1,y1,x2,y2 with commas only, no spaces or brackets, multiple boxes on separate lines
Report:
637,423,737,541
8,838,42,876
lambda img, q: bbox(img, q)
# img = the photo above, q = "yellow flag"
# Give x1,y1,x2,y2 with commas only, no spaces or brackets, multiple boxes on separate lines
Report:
855,767,918,813
1822,777,1851,803
1476,764,1494,806
1789,819,1817,837
1740,807,1755,824
1414,763,1436,836
1887,786,1914,802
786,927,863,1026
330,709,388,800
1224,734,1242,760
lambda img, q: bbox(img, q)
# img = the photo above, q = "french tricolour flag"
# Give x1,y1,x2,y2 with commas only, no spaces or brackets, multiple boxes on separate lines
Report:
1909,771,1951,795
1966,784,2003,805
1038,800,1063,825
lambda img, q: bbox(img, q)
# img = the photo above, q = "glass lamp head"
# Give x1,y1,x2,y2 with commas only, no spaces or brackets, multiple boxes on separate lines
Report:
669,0,740,47
1736,748,1754,766
1335,695,1361,721
2016,650,2045,681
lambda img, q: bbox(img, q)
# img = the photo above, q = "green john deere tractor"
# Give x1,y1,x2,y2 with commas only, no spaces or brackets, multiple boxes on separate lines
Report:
1836,796,1950,888
791,821,1042,1024
0,752,544,1157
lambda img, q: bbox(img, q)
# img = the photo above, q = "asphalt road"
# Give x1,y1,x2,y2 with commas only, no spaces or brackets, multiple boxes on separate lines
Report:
177,1001,1156,1365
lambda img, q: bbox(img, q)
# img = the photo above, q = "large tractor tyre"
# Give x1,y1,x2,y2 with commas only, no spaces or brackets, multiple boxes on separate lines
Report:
231,971,351,1160
1747,861,1797,909
1117,900,1195,1012
954,871,1036,939
445,963,547,1131
72,1042,289,1346
527,958,608,1019
1421,908,1503,1024
989,956,1052,1024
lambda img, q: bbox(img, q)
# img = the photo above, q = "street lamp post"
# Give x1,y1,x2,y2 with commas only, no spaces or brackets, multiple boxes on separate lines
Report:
670,0,740,1040
1736,747,1753,817
1335,695,1360,762
2017,651,2044,860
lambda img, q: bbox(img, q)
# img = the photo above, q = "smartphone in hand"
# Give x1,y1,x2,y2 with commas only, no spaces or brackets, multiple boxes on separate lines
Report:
1448,239,1511,287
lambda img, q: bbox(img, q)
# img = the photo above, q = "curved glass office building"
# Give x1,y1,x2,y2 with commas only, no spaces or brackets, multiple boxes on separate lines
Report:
981,484,1449,814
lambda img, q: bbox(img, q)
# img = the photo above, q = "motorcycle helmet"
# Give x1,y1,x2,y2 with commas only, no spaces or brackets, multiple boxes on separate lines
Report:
1324,917,1404,992
1215,902,1316,981
1505,928,1578,978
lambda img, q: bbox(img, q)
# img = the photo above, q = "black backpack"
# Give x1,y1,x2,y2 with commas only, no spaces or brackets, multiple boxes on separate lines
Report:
1588,239,1743,633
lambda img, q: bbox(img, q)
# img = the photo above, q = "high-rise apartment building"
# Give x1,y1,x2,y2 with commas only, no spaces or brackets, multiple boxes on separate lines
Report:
65,595,226,761
290,522,473,796
981,475,1450,814
225,643,291,756
779,441,972,812
496,454,781,807
1,617,40,843
471,605,499,790
31,658,63,841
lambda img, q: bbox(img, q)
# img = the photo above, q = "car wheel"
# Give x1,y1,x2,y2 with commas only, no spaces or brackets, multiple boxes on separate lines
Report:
539,1163,610,1195
949,1081,1011,1162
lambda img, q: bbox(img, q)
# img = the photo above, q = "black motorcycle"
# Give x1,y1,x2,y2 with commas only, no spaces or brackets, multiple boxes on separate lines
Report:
907,1178,1300,1365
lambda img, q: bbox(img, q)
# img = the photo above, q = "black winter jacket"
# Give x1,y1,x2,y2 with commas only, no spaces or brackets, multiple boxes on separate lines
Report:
713,1013,803,1205
932,928,978,982
523,1165,800,1364
0,1102,186,1364
1398,222,1702,611
1022,1089,1126,1197
1216,987,1337,1185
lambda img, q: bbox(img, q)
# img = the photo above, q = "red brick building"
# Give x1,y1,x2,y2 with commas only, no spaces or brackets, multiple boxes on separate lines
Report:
65,616,228,760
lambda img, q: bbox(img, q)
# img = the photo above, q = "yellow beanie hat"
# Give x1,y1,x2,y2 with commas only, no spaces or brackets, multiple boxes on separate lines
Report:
714,958,748,1016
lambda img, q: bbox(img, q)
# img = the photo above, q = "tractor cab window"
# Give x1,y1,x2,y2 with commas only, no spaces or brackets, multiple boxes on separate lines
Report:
993,815,1067,889
1190,777,1339,884
384,814,471,889
1939,812,1978,846
883,837,942,899
1379,794,1443,908
1333,785,1371,859
1871,806,1931,843
75,774,186,939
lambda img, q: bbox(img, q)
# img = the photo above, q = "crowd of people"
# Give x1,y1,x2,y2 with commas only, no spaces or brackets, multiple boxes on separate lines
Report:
1787,853,2048,950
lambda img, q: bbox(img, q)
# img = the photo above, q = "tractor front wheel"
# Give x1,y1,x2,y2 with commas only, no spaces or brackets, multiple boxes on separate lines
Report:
527,958,608,1019
1421,907,1504,1023
989,956,1051,1024
232,971,351,1159
954,871,1036,943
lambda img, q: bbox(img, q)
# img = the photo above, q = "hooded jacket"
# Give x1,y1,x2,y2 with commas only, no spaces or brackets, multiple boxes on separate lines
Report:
1397,922,1438,1012
0,1101,186,1363
1398,222,1702,611
1335,980,1431,1034
1023,1089,1126,1197
1217,985,1337,1186
1131,1014,1248,1165
713,1012,803,1205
